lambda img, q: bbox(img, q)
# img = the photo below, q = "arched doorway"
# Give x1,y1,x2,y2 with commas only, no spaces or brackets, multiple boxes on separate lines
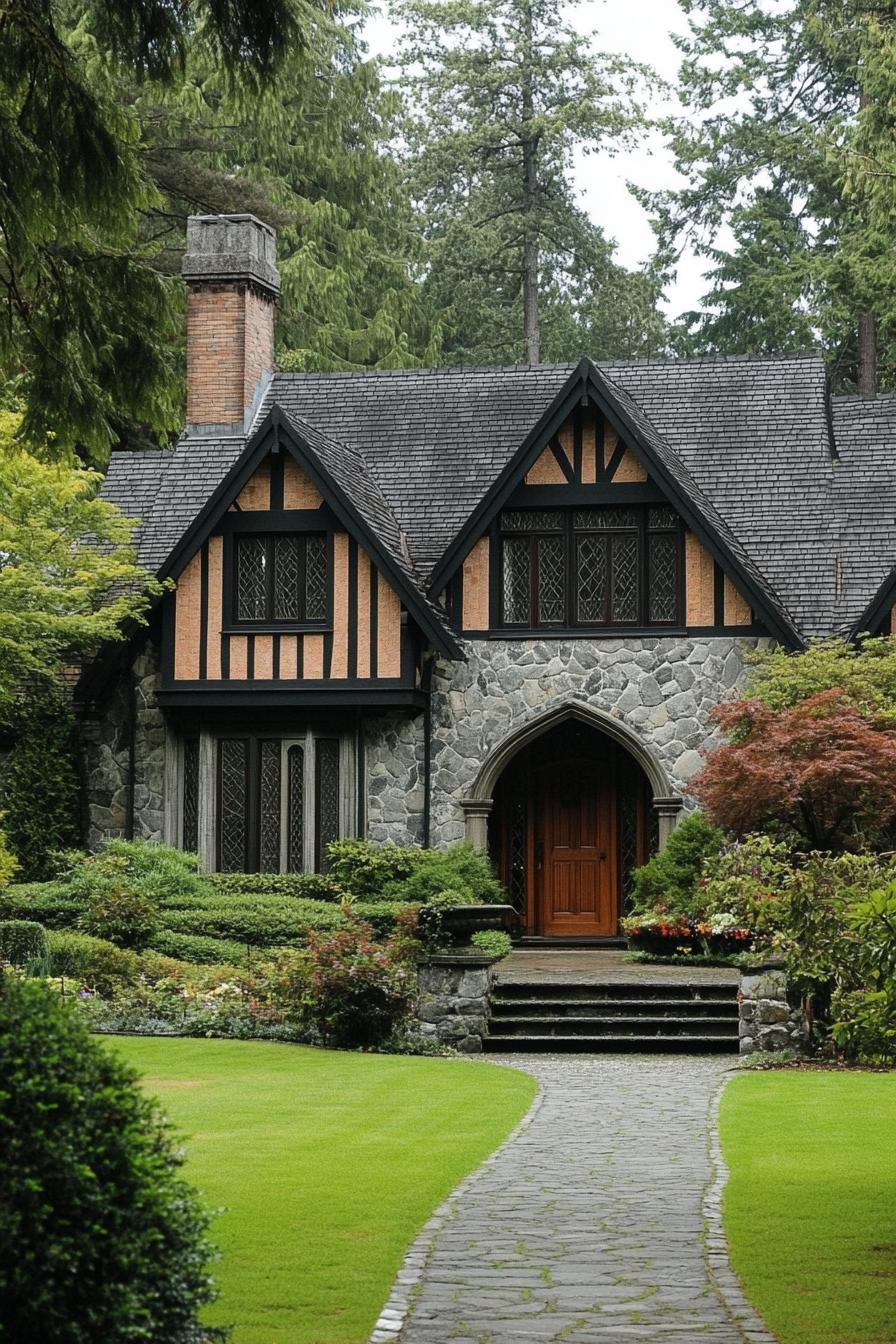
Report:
488,717,659,938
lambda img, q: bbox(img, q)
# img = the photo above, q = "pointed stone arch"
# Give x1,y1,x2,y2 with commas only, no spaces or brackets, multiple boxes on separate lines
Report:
460,699,683,851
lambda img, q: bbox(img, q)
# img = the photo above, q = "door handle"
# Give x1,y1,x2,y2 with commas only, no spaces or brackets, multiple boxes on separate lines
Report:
599,852,607,861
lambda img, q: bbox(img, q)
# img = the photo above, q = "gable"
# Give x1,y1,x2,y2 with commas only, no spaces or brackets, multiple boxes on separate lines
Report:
430,359,799,646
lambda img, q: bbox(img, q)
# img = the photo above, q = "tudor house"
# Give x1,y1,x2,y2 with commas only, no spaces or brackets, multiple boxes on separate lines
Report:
78,213,896,940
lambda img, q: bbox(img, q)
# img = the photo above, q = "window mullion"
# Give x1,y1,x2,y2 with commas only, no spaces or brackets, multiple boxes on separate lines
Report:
297,536,306,624
639,510,648,625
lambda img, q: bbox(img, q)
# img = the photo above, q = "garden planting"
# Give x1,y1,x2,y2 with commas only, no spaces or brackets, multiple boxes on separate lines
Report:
0,837,510,1052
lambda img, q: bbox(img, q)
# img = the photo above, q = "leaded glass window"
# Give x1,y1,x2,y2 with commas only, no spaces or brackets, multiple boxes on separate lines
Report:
258,740,282,872
287,746,305,873
235,534,328,624
218,739,248,872
315,739,340,872
498,504,681,629
182,738,199,853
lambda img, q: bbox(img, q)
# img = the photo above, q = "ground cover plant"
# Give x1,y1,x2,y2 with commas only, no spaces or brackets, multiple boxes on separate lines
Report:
721,1071,896,1344
108,1035,537,1344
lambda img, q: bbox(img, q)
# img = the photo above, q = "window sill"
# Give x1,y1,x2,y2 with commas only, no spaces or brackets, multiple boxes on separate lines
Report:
467,626,688,639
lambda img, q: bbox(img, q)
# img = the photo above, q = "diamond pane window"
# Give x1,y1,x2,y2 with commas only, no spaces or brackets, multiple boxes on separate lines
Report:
500,510,564,532
182,738,199,854
234,534,327,624
218,739,248,872
287,746,305,873
273,537,299,620
304,536,327,621
537,537,566,623
259,740,282,872
236,537,267,621
315,739,340,872
576,535,607,623
648,533,678,623
502,538,531,624
611,534,639,622
508,794,527,917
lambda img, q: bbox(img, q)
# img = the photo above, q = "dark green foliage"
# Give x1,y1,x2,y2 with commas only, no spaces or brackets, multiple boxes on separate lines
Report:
208,871,344,902
629,813,725,917
63,840,208,906
302,921,416,1047
79,886,158,951
46,930,140,995
470,930,513,960
0,920,47,967
0,882,85,929
0,976,226,1342
325,838,423,900
0,690,80,881
350,901,418,941
147,929,251,966
161,895,346,946
393,844,505,907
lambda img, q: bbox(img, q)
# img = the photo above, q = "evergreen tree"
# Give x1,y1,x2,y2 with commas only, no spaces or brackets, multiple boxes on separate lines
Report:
393,0,666,365
0,0,317,462
654,0,896,394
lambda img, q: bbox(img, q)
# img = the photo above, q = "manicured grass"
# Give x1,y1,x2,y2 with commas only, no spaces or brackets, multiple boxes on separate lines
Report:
106,1037,536,1344
720,1071,896,1344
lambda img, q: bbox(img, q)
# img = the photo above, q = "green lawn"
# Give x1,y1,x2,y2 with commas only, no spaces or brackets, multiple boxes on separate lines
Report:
720,1071,896,1344
106,1037,535,1344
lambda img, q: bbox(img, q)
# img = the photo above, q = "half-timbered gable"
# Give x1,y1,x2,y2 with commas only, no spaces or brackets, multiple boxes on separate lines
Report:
81,212,896,922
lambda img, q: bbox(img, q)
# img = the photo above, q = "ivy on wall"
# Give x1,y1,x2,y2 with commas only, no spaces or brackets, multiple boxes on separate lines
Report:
0,688,81,880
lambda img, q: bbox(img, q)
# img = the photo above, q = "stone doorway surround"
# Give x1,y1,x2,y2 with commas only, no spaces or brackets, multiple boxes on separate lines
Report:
460,700,684,853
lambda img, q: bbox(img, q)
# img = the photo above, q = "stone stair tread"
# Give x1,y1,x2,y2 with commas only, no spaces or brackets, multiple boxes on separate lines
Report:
482,1033,738,1053
488,1013,738,1025
490,996,738,1010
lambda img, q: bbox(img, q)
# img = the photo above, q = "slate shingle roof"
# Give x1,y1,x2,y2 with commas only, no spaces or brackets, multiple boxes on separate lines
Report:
103,354,896,643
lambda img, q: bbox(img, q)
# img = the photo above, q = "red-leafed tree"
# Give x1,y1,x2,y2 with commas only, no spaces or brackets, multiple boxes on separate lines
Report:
692,690,896,851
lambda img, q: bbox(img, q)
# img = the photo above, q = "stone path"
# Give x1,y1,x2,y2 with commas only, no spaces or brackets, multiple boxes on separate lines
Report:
372,1055,775,1344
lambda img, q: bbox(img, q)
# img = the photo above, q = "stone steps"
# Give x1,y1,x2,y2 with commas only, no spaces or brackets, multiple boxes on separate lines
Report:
483,977,740,1054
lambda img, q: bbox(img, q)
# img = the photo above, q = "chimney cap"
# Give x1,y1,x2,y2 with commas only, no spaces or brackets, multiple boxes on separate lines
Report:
182,213,280,296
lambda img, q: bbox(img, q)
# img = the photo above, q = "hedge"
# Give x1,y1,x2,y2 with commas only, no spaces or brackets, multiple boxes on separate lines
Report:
206,872,344,902
46,931,140,994
159,896,347,946
0,883,85,929
147,929,252,966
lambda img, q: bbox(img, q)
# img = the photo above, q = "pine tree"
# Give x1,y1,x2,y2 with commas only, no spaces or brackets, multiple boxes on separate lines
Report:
393,0,665,365
0,0,317,462
654,0,896,394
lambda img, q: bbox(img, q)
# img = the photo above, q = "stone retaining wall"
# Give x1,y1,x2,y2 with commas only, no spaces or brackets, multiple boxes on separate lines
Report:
416,954,496,1052
738,963,808,1055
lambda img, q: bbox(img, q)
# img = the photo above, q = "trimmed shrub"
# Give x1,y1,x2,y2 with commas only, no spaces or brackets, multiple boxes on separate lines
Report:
629,812,724,917
471,930,513,959
62,839,208,908
349,900,417,940
147,929,251,966
79,884,158,951
46,930,140,994
0,882,84,929
208,871,344,902
325,838,423,900
160,895,346,946
0,977,226,1341
397,844,505,906
0,920,47,967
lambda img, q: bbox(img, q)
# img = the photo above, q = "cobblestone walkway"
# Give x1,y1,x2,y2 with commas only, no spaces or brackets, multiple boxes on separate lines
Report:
373,1055,775,1344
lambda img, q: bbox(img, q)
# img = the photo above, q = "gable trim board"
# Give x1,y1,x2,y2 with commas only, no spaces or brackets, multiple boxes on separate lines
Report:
159,407,461,661
426,358,802,649
851,565,896,639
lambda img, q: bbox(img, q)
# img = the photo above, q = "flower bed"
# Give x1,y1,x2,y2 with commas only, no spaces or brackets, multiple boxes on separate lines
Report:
621,912,752,958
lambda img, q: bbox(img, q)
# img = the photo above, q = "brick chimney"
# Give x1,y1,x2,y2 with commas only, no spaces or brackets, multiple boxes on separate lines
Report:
182,214,280,429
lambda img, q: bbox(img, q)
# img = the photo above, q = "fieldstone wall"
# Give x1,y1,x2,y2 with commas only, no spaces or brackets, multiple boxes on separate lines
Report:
738,964,808,1055
417,954,495,1052
82,642,166,849
421,635,764,845
365,711,426,847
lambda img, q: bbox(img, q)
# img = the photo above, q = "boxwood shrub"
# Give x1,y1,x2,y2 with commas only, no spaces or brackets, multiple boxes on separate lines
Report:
207,872,344,901
147,929,251,966
160,896,347,946
45,930,140,995
0,882,85,929
0,920,48,967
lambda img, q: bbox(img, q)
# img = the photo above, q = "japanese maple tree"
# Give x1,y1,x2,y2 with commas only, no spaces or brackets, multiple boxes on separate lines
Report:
692,690,896,851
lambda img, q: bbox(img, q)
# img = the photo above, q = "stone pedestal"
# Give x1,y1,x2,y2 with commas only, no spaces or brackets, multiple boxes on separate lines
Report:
738,960,808,1055
416,953,498,1053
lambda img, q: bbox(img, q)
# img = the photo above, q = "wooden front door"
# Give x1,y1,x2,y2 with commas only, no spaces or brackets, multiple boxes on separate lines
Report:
536,760,618,936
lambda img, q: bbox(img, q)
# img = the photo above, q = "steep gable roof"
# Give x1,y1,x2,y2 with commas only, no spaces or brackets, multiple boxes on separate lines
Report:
101,353,895,644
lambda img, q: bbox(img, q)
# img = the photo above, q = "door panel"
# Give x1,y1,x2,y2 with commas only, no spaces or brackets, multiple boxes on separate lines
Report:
537,760,618,936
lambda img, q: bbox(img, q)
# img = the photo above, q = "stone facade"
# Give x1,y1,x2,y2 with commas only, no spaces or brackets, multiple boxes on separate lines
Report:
417,954,495,1052
738,963,808,1055
365,635,767,847
82,642,166,849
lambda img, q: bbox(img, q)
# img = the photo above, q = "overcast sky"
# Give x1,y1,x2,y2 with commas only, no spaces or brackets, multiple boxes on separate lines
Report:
363,0,709,320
